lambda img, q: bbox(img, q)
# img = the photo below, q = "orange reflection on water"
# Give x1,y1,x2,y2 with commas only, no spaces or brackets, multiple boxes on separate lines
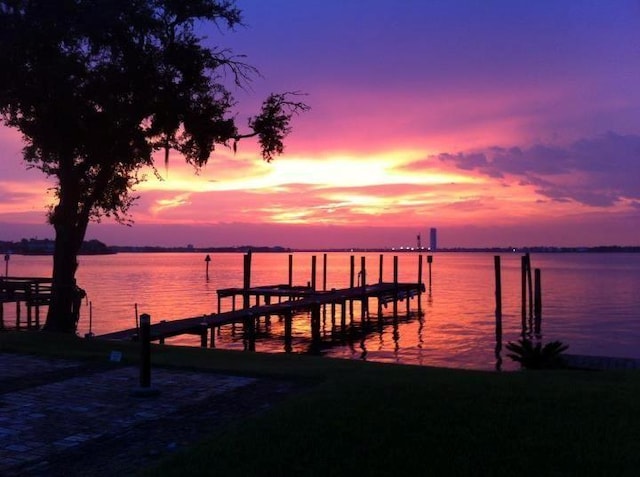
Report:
4,251,639,370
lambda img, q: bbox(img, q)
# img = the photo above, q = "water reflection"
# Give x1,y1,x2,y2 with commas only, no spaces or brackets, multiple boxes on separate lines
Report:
7,251,640,370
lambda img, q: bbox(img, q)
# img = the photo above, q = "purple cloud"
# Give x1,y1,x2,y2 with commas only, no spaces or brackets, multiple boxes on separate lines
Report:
437,132,640,207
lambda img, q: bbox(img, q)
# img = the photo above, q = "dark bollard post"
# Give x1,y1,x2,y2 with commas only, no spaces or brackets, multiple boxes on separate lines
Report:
378,254,384,283
140,313,151,387
131,313,160,396
427,255,433,291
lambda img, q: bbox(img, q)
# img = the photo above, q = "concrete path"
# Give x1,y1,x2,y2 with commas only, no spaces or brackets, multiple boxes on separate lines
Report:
0,353,265,476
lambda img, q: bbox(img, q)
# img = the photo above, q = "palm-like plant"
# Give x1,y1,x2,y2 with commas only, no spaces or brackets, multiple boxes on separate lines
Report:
506,339,569,369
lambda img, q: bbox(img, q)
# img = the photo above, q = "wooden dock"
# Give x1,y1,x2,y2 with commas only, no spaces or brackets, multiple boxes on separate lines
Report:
0,277,52,330
98,281,425,350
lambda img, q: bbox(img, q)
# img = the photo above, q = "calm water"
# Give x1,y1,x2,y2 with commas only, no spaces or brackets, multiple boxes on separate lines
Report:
4,252,639,370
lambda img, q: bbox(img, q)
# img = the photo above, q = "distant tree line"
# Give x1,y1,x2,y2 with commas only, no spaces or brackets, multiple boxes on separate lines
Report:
0,238,113,255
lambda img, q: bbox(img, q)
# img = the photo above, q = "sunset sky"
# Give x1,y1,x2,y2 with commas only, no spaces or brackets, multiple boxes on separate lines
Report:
1,0,639,249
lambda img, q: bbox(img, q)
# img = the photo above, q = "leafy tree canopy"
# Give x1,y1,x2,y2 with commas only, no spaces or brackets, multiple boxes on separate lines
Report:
0,0,308,225
0,0,308,332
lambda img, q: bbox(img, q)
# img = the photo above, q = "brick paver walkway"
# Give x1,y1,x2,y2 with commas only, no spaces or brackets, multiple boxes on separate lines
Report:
0,353,259,476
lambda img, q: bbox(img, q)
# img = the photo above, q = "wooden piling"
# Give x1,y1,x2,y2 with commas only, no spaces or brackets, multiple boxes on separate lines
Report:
311,302,321,343
378,254,384,283
349,255,355,319
418,254,423,297
494,256,503,343
393,256,399,316
244,312,255,351
521,256,527,336
360,256,367,321
242,252,252,309
200,322,208,348
525,253,533,319
288,254,293,287
284,309,292,352
323,253,327,291
311,255,317,291
534,268,542,336
427,255,433,291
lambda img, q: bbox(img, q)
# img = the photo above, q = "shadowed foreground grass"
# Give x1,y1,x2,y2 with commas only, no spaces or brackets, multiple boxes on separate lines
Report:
2,332,639,476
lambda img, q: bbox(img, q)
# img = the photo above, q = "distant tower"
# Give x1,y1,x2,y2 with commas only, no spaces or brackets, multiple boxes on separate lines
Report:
430,228,437,251
417,233,422,249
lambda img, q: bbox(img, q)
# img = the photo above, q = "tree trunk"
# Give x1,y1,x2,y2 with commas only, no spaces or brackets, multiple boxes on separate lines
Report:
42,156,89,333
43,222,85,333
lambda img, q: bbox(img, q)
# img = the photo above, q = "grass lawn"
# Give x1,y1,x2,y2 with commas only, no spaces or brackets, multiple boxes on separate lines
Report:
2,331,639,476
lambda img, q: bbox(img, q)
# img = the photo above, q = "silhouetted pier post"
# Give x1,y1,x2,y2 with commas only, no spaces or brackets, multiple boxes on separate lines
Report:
494,256,503,370
204,254,211,280
360,256,368,321
284,309,293,353
4,253,9,277
242,252,252,309
34,282,41,328
311,255,317,291
378,254,384,283
417,254,423,311
427,255,433,292
84,301,94,338
393,255,399,317
210,321,216,348
323,253,327,291
349,255,355,319
200,320,208,348
311,302,321,344
15,297,20,329
526,253,533,321
244,311,256,351
534,268,542,336
288,254,293,287
521,255,527,337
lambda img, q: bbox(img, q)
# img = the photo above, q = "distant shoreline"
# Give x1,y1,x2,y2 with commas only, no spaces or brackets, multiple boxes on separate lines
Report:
2,241,639,255
98,245,640,254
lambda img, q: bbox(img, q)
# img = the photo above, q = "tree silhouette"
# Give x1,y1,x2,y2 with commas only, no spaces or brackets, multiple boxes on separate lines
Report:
0,0,308,332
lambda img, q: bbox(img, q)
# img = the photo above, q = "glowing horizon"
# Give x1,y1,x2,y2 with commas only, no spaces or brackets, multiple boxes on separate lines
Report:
1,1,639,249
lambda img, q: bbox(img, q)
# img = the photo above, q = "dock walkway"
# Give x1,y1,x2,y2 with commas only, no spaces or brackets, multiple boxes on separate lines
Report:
98,281,425,346
0,276,52,330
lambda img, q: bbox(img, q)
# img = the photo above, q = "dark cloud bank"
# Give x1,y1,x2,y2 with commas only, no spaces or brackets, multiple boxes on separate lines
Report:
437,132,640,208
